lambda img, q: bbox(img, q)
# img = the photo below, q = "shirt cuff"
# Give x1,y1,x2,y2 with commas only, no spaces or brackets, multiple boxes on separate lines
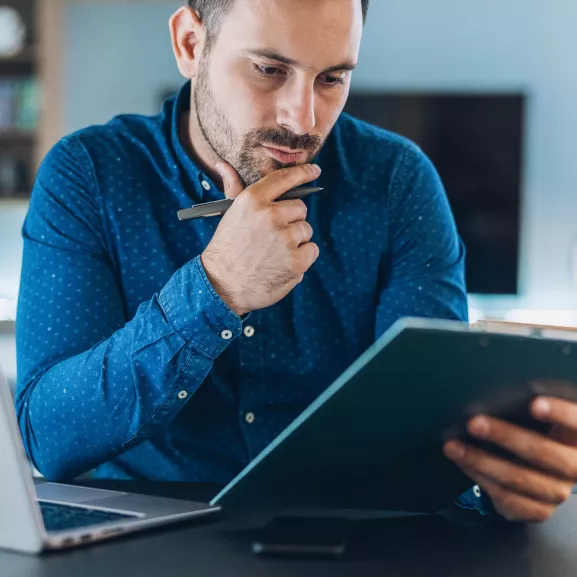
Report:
455,485,505,521
159,255,243,359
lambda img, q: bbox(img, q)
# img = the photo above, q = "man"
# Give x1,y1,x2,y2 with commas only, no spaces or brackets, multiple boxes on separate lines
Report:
15,0,577,523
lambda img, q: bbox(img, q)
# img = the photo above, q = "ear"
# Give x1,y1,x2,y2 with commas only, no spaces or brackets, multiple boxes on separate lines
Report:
169,6,207,79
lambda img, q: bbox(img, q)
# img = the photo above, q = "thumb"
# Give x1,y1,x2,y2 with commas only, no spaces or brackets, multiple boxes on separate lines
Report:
215,161,244,199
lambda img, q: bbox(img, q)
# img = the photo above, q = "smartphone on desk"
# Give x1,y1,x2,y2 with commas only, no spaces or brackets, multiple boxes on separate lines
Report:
251,516,350,558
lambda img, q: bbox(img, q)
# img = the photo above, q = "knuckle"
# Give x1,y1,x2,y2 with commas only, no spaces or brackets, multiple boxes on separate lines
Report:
495,488,514,510
535,507,555,523
290,251,303,271
555,484,572,504
296,199,308,218
280,226,294,244
560,453,577,480
303,164,317,178
262,205,278,224
241,190,258,209
289,225,302,245
460,447,477,467
309,242,320,262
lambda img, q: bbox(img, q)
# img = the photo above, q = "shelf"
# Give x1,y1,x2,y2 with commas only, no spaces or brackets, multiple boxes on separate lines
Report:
0,194,31,202
0,321,15,334
0,46,36,65
0,46,36,76
0,129,36,144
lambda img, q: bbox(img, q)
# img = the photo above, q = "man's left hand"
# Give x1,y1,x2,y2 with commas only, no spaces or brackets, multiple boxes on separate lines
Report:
444,395,577,522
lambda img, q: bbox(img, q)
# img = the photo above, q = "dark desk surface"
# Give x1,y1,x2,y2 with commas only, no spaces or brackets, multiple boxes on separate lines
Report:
2,481,577,577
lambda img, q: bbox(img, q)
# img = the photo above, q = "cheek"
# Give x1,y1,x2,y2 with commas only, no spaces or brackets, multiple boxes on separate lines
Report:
315,90,348,134
216,63,272,133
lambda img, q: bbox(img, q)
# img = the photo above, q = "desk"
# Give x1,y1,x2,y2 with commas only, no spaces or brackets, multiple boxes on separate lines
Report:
2,481,577,577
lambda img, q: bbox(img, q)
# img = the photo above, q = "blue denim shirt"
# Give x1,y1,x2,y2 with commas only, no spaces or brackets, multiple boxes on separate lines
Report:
15,81,485,514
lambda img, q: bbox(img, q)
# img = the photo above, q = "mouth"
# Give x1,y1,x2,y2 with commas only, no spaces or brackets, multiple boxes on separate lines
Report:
261,145,308,164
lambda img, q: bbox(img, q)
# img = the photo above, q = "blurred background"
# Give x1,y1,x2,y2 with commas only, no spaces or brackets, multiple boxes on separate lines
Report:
1,0,577,388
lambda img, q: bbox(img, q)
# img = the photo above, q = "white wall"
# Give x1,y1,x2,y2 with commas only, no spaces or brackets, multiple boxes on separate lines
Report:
2,0,577,322
354,0,577,316
65,1,183,133
0,203,28,306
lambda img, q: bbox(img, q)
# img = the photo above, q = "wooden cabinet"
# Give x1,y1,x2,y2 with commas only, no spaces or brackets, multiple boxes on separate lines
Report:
0,0,64,201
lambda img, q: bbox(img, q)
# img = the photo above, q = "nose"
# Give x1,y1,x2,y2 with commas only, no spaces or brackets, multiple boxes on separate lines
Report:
276,78,316,136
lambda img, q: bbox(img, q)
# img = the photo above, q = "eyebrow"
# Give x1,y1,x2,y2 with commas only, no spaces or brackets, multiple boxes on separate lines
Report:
246,48,357,73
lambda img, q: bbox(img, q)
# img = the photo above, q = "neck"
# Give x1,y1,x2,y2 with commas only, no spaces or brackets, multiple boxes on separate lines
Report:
178,94,225,192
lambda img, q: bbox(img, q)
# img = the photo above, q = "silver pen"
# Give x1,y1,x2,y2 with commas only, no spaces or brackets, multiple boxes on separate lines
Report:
177,187,323,221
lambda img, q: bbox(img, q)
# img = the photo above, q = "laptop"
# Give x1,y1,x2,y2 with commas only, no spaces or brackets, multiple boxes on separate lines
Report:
0,366,221,554
211,317,577,514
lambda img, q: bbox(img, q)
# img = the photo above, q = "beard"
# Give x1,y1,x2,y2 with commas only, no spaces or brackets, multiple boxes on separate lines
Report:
193,52,324,187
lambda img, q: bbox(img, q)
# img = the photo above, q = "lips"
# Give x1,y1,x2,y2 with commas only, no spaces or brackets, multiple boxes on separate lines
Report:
262,145,308,164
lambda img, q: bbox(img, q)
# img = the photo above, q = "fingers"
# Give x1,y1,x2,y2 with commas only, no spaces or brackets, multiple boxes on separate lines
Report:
465,415,577,481
459,465,558,523
276,199,308,224
287,221,313,246
215,161,244,199
444,441,573,505
296,242,320,272
532,396,577,434
254,164,321,202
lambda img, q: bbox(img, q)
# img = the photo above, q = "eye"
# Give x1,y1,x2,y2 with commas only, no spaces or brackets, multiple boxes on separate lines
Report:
254,64,285,77
321,74,346,86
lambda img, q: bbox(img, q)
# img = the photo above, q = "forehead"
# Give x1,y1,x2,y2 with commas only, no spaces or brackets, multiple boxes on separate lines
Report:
215,0,363,69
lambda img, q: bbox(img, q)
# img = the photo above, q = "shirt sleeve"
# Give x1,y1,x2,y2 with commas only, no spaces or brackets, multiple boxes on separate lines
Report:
375,143,469,338
375,144,500,518
15,136,242,482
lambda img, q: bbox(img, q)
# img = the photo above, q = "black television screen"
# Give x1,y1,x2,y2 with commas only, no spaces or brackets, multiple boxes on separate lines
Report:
343,93,525,295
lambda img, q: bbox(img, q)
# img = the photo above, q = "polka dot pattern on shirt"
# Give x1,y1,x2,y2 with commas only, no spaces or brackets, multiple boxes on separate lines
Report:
15,81,467,483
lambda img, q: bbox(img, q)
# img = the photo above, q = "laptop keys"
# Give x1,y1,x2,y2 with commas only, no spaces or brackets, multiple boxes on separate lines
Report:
39,501,138,532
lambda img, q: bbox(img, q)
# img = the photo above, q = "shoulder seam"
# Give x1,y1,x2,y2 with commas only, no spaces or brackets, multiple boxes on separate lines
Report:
67,134,107,233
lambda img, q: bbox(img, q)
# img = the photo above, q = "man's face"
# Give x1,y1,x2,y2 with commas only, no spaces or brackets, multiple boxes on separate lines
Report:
192,0,363,186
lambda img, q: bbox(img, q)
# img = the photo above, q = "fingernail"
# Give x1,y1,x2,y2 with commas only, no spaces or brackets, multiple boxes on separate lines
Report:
215,163,223,175
444,441,466,460
312,164,321,176
533,398,551,418
469,416,490,438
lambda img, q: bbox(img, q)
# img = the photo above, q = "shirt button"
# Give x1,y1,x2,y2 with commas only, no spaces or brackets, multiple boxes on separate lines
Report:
201,180,211,191
245,412,255,424
177,390,188,400
473,485,482,498
221,330,233,340
243,325,255,338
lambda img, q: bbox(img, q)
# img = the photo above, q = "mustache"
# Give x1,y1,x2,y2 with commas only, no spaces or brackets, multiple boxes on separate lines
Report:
249,127,322,152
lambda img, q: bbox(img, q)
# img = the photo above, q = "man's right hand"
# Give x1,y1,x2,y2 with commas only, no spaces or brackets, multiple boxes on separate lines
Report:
200,162,321,317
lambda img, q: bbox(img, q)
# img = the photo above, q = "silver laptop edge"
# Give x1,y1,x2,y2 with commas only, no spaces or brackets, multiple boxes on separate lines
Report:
0,365,220,554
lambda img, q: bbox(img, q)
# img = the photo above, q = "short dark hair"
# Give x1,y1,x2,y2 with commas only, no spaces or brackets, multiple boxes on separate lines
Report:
188,0,370,40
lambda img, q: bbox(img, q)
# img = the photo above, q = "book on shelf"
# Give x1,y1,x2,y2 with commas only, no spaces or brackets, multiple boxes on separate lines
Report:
0,78,39,133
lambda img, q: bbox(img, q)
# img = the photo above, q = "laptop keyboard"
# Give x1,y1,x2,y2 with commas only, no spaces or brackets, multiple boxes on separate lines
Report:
39,501,139,532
